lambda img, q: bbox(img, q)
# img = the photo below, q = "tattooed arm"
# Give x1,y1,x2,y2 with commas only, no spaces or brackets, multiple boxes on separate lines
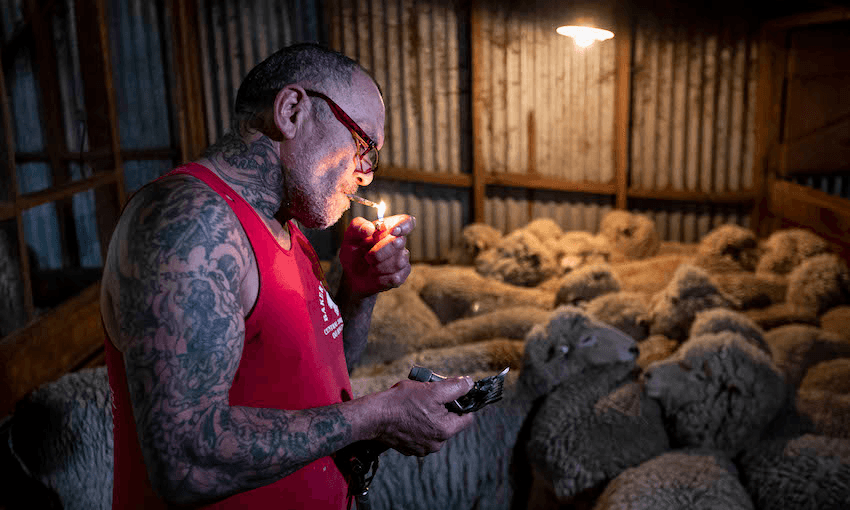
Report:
336,215,415,372
101,177,469,506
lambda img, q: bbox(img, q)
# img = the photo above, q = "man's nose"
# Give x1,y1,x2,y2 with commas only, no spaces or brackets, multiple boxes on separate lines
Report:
354,169,373,186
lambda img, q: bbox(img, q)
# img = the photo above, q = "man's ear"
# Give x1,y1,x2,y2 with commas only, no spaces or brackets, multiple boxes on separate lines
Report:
274,85,308,140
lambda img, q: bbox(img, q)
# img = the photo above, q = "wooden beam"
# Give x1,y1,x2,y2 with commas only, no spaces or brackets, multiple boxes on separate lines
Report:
627,188,757,204
764,6,850,31
378,166,473,188
0,202,13,222
171,0,208,163
614,4,633,210
470,0,486,223
0,282,104,418
16,147,179,163
769,179,850,248
16,172,117,211
74,0,124,261
488,174,617,196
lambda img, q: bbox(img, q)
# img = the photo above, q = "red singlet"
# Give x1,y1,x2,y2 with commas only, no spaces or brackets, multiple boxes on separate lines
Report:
105,164,352,509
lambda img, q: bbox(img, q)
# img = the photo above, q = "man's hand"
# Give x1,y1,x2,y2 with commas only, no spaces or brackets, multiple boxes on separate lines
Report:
338,214,415,299
375,377,477,456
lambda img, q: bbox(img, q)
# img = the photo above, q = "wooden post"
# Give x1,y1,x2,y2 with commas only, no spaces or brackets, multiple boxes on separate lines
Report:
23,0,80,269
470,0,486,223
74,0,124,258
0,54,34,323
614,6,632,210
172,0,208,162
750,26,788,237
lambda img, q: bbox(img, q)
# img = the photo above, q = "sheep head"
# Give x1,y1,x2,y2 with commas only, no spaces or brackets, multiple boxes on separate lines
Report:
648,264,735,341
521,306,639,399
644,332,787,455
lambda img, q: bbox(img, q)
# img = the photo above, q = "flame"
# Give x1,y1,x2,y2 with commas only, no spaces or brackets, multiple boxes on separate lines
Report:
376,201,387,221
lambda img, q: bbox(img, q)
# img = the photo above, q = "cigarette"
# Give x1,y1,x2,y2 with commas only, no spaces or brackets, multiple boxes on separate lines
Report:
346,194,379,208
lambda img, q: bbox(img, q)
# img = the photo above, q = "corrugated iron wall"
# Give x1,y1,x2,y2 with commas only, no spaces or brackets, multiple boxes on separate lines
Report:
628,13,760,241
197,0,325,144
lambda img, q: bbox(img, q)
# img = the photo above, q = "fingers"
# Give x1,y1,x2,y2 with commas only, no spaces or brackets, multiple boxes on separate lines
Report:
378,214,415,237
431,377,474,403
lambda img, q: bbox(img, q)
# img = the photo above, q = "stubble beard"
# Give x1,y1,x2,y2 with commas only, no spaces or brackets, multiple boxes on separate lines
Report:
284,165,349,230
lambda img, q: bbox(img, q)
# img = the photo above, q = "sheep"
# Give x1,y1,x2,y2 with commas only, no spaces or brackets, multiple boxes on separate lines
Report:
786,253,850,315
592,450,754,510
737,433,850,510
598,210,661,260
365,304,552,366
544,231,621,275
710,271,788,310
821,305,850,341
688,308,770,354
522,217,564,243
367,306,640,510
475,228,560,287
647,264,736,341
644,332,788,456
743,302,819,330
756,228,831,276
585,291,652,342
360,286,444,366
693,224,760,274
794,389,850,440
763,324,850,387
799,358,850,394
525,375,670,507
417,265,555,324
636,334,679,372
6,367,113,510
446,223,504,266
609,253,695,296
656,240,699,257
351,338,525,381
553,264,621,307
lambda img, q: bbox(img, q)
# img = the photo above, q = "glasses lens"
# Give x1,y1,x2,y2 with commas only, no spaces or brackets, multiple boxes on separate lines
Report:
362,145,378,173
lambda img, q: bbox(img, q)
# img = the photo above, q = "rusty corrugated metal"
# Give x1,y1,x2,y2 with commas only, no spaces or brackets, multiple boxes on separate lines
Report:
476,6,616,182
327,0,469,176
198,0,324,144
630,16,758,194
628,15,760,243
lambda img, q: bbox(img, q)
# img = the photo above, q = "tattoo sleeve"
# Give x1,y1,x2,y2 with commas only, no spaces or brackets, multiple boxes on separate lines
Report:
108,178,354,505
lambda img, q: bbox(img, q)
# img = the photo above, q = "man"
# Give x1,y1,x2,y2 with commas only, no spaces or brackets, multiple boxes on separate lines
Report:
100,43,475,509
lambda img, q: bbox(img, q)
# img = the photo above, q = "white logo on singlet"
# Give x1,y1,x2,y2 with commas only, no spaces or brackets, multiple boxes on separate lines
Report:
319,283,343,339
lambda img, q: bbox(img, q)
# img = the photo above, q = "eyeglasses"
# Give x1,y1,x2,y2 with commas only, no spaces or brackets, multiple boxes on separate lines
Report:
305,90,379,174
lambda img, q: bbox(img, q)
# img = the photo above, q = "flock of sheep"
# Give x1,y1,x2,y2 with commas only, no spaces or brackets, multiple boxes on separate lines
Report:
3,210,850,509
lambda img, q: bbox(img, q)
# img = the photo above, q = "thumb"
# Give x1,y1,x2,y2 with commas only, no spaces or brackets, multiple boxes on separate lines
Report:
432,377,474,403
345,217,376,241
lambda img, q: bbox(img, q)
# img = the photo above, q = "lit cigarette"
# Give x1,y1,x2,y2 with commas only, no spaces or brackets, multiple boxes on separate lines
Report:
346,194,379,208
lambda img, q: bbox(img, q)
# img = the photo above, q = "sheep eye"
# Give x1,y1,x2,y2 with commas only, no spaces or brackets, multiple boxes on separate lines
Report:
677,360,692,371
578,334,597,347
559,344,570,355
